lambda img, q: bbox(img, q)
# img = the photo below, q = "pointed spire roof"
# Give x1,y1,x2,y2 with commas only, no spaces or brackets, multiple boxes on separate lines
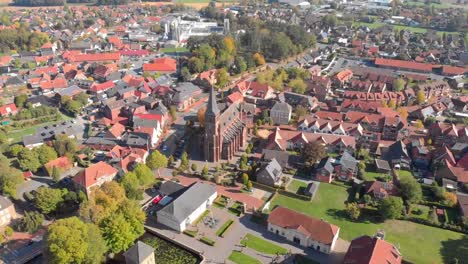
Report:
206,86,220,115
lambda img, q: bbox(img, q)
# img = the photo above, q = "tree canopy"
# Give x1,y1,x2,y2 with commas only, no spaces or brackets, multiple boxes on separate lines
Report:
301,142,326,167
379,196,404,219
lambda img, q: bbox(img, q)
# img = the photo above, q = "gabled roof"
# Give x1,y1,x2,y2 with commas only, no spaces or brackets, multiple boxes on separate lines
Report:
344,235,402,264
72,161,118,189
123,241,154,263
268,207,339,245
143,57,177,72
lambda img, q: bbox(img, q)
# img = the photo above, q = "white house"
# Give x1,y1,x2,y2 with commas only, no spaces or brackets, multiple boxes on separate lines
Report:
268,207,340,254
157,182,217,232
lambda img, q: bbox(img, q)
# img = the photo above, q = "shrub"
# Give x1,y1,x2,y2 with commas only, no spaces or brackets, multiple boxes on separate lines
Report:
199,236,215,246
216,219,234,237
183,229,197,237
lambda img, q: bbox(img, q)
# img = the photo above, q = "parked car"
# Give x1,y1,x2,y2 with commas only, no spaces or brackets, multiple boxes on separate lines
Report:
152,195,163,205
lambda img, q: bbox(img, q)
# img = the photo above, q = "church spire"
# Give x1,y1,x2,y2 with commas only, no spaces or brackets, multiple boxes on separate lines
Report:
206,85,220,115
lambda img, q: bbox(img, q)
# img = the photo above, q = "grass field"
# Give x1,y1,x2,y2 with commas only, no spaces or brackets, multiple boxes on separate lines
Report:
160,47,190,53
240,234,288,255
228,251,262,264
287,179,307,194
405,0,468,9
270,183,468,264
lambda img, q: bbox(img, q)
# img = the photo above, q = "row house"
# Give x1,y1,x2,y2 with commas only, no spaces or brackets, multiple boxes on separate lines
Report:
429,123,468,146
266,128,356,154
298,117,363,137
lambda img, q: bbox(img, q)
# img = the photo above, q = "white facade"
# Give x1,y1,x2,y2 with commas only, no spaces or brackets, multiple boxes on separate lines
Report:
157,191,217,232
268,223,339,254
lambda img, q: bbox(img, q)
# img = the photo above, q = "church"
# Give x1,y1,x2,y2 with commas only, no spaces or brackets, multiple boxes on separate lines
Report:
203,87,247,162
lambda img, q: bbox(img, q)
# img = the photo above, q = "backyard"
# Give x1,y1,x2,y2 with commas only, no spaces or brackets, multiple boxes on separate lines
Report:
269,183,468,263
287,179,307,194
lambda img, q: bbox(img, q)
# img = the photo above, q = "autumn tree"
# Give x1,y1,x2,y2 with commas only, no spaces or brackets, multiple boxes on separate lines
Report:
288,78,307,94
197,106,207,126
223,36,236,55
393,78,405,91
414,120,424,129
417,90,426,105
252,53,266,66
301,141,326,167
216,68,229,88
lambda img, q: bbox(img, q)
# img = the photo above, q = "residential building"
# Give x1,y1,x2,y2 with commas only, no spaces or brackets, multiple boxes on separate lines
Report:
270,102,292,125
268,207,340,254
0,196,16,227
72,161,119,196
256,158,283,187
344,235,402,264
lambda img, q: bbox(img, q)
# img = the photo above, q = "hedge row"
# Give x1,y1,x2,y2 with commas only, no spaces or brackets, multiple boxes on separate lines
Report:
199,236,215,246
401,216,468,235
216,219,234,237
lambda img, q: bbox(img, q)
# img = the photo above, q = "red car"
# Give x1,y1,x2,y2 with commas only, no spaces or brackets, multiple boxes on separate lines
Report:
152,195,163,205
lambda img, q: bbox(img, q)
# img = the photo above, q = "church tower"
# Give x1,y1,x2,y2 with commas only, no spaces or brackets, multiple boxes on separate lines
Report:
204,87,221,162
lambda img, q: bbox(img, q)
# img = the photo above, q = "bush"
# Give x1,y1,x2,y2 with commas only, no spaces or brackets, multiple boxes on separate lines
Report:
199,236,215,246
183,229,197,237
216,219,234,237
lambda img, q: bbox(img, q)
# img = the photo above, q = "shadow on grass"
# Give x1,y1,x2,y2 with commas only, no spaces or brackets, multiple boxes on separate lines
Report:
440,236,468,264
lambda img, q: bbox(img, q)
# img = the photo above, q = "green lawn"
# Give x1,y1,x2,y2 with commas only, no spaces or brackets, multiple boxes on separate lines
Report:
270,183,467,264
160,47,190,53
410,204,430,220
228,251,261,264
405,1,468,9
287,179,307,194
362,165,389,181
240,234,288,255
397,170,414,179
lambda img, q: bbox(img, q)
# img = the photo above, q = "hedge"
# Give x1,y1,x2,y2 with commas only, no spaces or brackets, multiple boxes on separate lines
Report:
216,219,234,237
199,236,215,246
401,216,468,235
183,229,197,237
252,181,311,201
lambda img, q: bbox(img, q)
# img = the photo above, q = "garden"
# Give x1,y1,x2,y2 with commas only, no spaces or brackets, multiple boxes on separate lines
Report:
240,234,288,255
142,235,200,264
269,183,467,264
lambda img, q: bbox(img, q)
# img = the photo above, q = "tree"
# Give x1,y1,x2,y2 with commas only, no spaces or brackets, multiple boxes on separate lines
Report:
53,135,77,157
79,182,126,224
295,106,307,120
197,106,206,126
180,151,189,170
14,94,28,108
443,192,457,207
18,211,44,233
300,142,326,167
45,217,107,264
169,106,177,121
191,163,198,173
100,200,145,253
18,148,41,172
34,187,65,214
233,56,247,74
133,164,154,188
379,197,404,219
188,57,204,73
36,145,58,165
8,144,24,157
0,155,23,198
252,53,266,66
52,166,61,182
399,175,422,204
431,185,445,201
322,14,338,27
168,156,174,167
180,66,191,82
288,78,307,94
246,180,253,191
397,107,409,119
242,173,249,185
363,194,372,205
414,119,424,129
121,172,142,200
64,100,82,116
388,99,397,109
223,36,236,55
202,165,208,176
216,68,229,88
417,90,426,105
345,203,360,220
146,150,168,177
5,226,13,237
393,78,405,91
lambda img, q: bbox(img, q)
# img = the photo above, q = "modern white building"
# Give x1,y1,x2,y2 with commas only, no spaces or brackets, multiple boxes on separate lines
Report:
268,207,340,254
157,182,217,232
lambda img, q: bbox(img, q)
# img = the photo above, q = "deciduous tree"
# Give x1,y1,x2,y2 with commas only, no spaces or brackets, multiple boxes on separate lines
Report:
379,196,404,219
300,142,325,167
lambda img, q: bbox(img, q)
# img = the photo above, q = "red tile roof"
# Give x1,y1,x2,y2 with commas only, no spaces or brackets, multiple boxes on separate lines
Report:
0,103,18,116
143,57,177,72
441,65,466,76
90,80,115,93
268,207,339,245
40,78,67,90
69,52,120,63
72,161,118,190
344,236,402,264
375,58,433,72
107,123,126,138
335,69,353,82
134,113,164,123
120,49,150,57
